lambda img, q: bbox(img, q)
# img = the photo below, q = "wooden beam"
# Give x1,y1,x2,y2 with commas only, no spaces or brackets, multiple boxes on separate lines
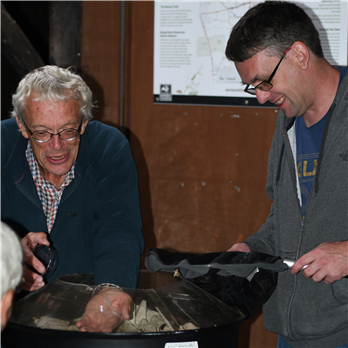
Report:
49,1,82,70
1,3,44,78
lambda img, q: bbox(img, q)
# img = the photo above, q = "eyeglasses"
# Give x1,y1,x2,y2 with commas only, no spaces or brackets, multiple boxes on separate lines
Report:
23,121,82,143
244,47,291,95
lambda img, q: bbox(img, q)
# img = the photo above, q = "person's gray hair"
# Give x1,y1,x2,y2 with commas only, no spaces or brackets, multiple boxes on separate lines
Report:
11,65,94,124
1,222,23,298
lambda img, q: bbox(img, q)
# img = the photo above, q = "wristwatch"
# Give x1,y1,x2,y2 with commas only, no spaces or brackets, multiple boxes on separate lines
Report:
93,283,122,296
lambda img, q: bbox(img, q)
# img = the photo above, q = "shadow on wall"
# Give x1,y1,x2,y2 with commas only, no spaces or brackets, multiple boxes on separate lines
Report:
80,71,105,122
125,128,156,269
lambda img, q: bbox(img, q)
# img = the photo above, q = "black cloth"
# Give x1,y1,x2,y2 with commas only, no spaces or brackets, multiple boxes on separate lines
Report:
145,249,288,317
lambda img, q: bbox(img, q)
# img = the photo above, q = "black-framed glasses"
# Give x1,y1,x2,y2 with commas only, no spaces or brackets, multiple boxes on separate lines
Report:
23,121,82,143
244,47,292,95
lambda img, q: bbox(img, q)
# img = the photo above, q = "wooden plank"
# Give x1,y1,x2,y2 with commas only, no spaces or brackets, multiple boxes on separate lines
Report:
49,1,82,69
125,1,277,255
1,3,44,77
80,1,121,124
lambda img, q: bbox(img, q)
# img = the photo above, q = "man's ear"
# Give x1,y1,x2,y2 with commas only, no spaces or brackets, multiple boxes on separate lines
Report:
292,41,310,70
16,117,29,139
1,289,14,331
80,120,89,135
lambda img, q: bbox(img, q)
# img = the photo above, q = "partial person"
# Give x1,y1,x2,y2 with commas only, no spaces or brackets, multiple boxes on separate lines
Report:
1,222,23,331
1,65,145,331
225,2,348,348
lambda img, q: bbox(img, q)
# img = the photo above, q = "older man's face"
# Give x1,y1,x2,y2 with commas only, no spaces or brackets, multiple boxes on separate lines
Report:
17,92,88,188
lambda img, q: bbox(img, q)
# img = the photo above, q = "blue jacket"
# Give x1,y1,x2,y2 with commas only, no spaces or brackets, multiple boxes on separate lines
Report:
1,118,144,288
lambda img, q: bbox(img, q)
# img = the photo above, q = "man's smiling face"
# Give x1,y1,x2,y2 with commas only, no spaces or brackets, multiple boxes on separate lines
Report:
17,92,88,188
235,48,309,119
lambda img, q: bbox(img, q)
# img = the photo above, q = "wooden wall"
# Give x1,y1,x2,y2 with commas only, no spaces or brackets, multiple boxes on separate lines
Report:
81,2,278,347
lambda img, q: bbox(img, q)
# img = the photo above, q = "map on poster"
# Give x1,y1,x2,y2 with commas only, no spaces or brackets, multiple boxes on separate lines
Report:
153,1,348,106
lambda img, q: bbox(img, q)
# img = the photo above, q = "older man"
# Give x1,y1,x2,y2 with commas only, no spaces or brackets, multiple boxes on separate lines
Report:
1,65,144,331
225,2,348,348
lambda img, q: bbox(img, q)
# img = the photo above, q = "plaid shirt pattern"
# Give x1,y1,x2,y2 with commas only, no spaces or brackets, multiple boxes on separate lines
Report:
26,142,75,233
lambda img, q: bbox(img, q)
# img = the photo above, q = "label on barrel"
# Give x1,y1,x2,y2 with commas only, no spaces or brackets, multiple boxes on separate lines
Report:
164,342,198,348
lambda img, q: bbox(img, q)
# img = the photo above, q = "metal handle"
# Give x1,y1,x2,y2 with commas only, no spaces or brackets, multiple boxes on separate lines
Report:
283,259,308,269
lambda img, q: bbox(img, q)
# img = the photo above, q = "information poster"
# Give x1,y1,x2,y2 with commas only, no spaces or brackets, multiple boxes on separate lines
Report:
153,1,348,106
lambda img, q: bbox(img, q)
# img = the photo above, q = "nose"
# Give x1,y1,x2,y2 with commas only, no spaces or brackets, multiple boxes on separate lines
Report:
49,134,64,150
255,89,271,105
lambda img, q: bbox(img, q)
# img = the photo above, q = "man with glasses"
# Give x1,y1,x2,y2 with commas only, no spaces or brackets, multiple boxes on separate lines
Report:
225,2,348,348
1,65,144,331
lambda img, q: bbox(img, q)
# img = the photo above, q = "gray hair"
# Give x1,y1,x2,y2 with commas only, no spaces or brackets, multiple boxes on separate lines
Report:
11,65,94,124
1,222,23,297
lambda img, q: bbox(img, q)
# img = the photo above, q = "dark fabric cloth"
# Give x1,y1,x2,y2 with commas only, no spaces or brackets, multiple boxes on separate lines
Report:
145,248,288,278
145,248,286,317
1,118,144,288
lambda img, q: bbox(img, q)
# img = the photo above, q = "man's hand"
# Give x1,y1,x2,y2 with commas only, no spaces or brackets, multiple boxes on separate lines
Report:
228,242,251,252
291,241,348,284
21,232,50,291
76,289,132,332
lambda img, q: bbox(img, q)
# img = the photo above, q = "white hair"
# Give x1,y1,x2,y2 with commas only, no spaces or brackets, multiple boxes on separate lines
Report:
11,65,94,124
1,222,23,298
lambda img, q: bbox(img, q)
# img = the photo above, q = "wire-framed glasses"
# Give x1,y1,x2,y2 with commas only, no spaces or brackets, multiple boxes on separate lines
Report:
244,47,292,95
23,121,82,143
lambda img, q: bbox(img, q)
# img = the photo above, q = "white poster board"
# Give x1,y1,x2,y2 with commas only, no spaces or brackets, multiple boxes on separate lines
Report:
153,1,348,106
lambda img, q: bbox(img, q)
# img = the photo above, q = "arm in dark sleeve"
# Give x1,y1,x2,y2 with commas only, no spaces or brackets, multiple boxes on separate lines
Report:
89,134,144,288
